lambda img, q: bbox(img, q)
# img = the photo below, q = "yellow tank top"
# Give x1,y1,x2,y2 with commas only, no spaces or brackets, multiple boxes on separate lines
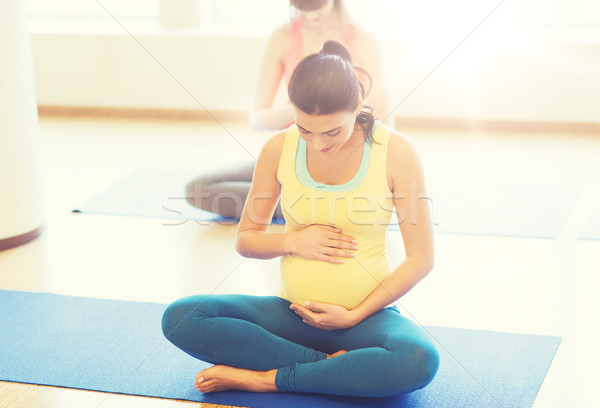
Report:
276,123,394,309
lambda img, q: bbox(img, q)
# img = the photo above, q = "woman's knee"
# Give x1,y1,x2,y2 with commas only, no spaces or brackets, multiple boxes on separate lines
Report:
185,177,246,218
161,295,213,342
408,342,439,389
385,341,440,396
185,177,208,209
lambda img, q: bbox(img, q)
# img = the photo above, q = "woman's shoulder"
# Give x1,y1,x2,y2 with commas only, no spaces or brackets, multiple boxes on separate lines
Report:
266,128,288,147
387,129,422,170
385,129,426,191
269,22,294,45
260,129,289,162
266,23,294,61
388,128,418,153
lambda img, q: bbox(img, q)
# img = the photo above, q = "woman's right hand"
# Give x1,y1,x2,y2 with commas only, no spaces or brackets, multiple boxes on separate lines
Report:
288,225,359,264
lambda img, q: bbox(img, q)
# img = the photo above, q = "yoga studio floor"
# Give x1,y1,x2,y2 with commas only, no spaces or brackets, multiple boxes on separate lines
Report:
1,115,599,408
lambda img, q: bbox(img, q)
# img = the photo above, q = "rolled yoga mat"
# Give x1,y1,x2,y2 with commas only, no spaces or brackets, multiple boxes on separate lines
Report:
0,290,560,408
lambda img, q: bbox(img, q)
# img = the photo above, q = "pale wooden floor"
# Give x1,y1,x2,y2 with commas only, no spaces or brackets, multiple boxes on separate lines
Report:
1,116,600,408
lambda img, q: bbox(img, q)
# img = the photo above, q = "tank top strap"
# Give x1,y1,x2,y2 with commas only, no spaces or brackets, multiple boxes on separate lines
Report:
276,125,300,184
283,18,303,89
284,19,358,89
362,123,392,191
343,22,357,59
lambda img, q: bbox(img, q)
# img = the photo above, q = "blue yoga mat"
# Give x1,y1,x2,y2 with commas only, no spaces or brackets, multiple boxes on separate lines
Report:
73,167,235,224
578,200,600,240
74,168,575,239
73,167,284,225
0,290,559,408
424,183,577,239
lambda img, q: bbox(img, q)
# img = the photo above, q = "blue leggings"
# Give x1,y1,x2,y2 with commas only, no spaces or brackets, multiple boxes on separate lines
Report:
161,294,439,398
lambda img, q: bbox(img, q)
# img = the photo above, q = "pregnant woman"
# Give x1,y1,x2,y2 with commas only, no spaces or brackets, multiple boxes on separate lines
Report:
162,40,438,397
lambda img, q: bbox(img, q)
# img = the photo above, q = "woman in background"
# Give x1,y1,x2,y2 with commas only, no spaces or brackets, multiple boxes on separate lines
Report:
163,41,437,397
186,0,390,219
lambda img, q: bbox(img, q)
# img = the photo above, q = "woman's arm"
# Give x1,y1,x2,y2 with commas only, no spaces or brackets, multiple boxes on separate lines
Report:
236,132,358,261
236,132,289,258
291,131,434,329
250,105,295,132
249,26,295,131
351,131,434,321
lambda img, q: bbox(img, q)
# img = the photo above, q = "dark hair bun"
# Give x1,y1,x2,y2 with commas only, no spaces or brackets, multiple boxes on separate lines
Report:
321,40,352,63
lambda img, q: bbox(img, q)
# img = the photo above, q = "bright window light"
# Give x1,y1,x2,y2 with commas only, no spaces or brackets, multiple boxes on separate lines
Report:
26,0,600,33
27,0,159,18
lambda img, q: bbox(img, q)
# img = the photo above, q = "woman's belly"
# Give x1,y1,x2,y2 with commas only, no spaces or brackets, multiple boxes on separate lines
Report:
279,253,390,310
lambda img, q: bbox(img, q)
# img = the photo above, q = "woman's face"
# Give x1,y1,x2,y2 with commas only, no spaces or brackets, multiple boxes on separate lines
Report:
298,0,335,26
293,106,359,155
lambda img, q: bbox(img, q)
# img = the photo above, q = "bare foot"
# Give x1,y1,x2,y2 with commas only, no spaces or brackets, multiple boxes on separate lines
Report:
326,350,348,359
194,365,277,393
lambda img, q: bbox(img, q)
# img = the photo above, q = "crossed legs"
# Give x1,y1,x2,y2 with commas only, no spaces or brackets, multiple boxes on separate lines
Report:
161,294,439,398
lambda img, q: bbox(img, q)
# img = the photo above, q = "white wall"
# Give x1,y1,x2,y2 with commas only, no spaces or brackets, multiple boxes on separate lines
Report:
30,30,600,124
31,33,265,112
383,36,600,124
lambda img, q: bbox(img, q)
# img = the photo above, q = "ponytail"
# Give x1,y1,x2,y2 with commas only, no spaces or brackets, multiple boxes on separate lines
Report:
289,40,377,144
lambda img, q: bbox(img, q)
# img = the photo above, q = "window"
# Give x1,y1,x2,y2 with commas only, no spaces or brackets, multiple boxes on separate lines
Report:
210,0,289,24
27,0,600,37
27,0,159,19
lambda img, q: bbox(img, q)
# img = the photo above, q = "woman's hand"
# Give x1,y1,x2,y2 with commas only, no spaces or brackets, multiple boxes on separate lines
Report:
288,224,358,264
290,301,360,330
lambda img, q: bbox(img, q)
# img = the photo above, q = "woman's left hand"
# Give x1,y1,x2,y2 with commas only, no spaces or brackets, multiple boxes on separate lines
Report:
290,301,359,331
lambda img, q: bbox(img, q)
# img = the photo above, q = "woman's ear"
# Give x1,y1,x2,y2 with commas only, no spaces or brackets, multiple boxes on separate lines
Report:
355,97,363,116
